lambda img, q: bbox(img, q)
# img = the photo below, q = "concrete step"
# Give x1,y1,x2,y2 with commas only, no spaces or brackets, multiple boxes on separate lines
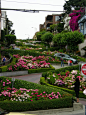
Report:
73,102,83,111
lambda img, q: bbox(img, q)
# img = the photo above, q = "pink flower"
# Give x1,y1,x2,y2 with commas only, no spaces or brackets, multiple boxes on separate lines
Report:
37,95,40,97
43,91,46,93
3,84,5,86
49,97,52,99
7,80,9,82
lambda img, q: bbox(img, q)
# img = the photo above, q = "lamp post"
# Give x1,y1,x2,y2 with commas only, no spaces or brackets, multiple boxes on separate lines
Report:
12,77,15,88
25,34,29,40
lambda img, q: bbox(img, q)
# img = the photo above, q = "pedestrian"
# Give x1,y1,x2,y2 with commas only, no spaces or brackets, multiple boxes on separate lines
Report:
2,56,6,65
68,60,70,66
73,78,80,103
70,60,72,66
61,56,64,67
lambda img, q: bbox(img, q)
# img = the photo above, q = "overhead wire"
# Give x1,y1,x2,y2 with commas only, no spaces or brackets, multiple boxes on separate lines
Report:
0,8,65,13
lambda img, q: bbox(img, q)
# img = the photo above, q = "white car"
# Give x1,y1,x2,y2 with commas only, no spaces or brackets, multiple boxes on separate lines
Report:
54,53,78,64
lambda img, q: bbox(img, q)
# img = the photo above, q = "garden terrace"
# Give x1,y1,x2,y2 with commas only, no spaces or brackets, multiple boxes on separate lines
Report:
0,76,73,112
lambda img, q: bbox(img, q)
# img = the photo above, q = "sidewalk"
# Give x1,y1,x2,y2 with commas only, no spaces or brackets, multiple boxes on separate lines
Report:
5,103,85,115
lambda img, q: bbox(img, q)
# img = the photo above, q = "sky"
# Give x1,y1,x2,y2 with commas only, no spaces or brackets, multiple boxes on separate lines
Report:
1,0,66,39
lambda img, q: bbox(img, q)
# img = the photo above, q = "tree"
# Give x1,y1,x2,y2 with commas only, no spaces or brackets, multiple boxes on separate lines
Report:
1,30,5,42
5,16,15,35
41,32,54,45
52,31,84,53
57,22,64,33
36,31,46,41
5,34,16,45
50,24,57,32
63,0,86,14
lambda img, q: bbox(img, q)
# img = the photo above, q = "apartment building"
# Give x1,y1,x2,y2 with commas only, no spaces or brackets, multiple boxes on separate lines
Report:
40,14,62,31
1,11,6,30
0,10,1,39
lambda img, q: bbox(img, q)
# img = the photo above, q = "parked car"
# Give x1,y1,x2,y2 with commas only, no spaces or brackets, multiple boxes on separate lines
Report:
14,47,20,50
54,53,78,64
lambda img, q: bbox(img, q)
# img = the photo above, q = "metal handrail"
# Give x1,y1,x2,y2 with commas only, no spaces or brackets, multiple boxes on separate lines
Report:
0,53,12,67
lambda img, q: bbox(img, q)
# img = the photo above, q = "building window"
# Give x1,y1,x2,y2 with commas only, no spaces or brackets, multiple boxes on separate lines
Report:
81,25,83,30
55,16,60,22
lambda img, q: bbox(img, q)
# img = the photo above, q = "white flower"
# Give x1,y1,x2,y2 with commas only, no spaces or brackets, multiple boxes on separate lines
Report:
18,97,20,99
19,99,22,101
53,74,56,77
71,85,74,88
23,99,25,101
83,89,86,95
16,99,18,101
25,97,27,99
13,98,15,100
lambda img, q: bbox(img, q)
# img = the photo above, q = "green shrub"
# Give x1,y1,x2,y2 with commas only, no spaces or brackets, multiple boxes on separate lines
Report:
0,66,7,72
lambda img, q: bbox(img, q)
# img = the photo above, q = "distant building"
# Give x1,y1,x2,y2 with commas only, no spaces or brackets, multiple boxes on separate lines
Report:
1,11,6,30
39,14,62,31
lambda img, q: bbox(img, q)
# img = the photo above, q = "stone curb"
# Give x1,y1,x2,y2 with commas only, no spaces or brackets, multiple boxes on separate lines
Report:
0,70,28,77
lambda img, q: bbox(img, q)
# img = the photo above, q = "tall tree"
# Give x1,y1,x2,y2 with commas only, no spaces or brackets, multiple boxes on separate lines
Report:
4,16,15,35
63,0,86,14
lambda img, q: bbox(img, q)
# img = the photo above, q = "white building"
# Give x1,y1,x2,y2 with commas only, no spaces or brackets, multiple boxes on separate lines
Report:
1,11,6,30
0,10,1,39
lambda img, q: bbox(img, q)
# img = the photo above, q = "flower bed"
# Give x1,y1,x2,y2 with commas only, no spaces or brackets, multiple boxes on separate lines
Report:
40,65,86,98
7,55,54,71
0,79,62,102
0,76,73,111
45,70,86,92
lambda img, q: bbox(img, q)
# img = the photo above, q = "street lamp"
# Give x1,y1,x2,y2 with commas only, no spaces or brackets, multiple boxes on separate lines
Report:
25,34,29,40
12,77,15,88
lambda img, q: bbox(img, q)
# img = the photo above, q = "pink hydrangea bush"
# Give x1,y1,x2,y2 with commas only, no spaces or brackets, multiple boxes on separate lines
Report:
0,79,62,102
7,55,52,71
46,70,86,92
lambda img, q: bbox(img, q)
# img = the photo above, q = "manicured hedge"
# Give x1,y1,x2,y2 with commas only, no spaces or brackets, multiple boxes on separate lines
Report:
0,76,73,112
0,97,72,112
28,65,55,73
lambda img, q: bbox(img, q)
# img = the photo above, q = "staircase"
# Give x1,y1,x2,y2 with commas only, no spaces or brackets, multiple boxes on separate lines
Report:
78,39,86,56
